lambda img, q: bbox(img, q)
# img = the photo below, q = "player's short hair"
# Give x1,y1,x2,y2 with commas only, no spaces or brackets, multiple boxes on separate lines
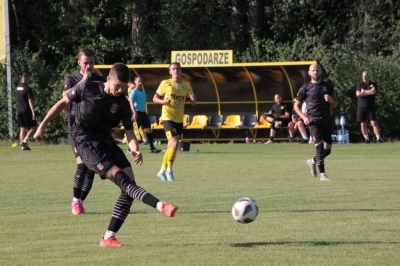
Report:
78,48,96,60
109,63,129,83
169,62,181,69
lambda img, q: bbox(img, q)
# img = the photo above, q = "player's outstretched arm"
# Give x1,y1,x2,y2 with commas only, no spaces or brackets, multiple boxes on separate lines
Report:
34,96,71,142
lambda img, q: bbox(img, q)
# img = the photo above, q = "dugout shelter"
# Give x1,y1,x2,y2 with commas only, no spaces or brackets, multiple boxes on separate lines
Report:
94,61,319,142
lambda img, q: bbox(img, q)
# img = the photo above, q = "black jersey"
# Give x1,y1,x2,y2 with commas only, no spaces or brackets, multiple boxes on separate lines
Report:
270,103,290,116
296,80,335,122
356,81,377,108
66,80,133,142
64,73,105,132
15,83,34,114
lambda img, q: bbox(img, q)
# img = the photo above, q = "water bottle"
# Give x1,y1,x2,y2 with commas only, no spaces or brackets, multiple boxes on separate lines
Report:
340,116,346,127
343,128,349,144
337,128,343,144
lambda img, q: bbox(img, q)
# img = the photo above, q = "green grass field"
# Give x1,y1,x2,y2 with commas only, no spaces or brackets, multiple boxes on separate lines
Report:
1,141,399,265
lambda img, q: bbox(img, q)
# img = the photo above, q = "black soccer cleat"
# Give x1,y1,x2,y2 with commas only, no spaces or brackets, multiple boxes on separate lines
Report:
21,142,31,151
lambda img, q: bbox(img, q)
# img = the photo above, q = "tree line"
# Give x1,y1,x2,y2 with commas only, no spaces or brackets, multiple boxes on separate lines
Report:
1,0,399,142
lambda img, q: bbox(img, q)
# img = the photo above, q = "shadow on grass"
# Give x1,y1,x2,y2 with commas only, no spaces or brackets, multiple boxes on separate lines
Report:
231,240,400,247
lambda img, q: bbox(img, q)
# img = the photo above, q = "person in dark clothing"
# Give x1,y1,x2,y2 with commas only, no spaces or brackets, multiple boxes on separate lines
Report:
356,71,382,143
264,94,290,144
63,48,106,215
294,64,338,181
15,73,37,150
34,63,178,247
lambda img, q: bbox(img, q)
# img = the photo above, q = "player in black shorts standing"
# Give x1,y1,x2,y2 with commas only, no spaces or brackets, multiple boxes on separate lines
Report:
15,73,37,150
35,63,178,247
63,48,106,215
294,64,338,181
356,71,382,143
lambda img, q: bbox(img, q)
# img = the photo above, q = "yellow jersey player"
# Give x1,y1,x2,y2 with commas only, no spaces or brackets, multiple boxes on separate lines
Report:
153,62,196,181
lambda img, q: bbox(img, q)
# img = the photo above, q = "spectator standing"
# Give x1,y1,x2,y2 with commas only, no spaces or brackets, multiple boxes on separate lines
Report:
129,75,161,153
356,71,382,143
153,62,196,181
265,94,290,144
15,73,37,150
294,64,337,181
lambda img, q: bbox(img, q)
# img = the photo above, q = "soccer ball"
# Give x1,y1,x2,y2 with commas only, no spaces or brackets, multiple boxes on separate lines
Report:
231,197,258,224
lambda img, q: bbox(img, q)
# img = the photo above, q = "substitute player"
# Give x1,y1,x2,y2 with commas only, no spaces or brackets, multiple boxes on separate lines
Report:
35,63,178,247
294,64,337,181
153,62,196,181
63,48,105,215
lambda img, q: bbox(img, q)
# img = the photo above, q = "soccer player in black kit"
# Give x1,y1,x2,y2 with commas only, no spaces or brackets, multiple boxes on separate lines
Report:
63,48,106,215
356,71,382,143
35,63,178,247
294,64,338,181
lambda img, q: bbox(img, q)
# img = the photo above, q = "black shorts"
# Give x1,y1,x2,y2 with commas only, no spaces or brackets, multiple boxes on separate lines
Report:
357,106,377,122
76,136,131,179
135,111,151,129
162,120,183,139
309,120,333,145
17,112,37,128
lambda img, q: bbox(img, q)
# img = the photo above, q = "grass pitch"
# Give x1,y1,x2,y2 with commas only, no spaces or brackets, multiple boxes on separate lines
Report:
1,141,399,265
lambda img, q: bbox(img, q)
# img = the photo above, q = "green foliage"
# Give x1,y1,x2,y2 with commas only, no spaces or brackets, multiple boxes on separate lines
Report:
2,0,400,141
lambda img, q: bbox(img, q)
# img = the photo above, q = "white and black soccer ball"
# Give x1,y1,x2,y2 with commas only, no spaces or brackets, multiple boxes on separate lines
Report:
231,197,258,224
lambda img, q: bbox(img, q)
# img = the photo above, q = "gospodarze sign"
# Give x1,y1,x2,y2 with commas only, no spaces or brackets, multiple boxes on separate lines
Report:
171,50,233,67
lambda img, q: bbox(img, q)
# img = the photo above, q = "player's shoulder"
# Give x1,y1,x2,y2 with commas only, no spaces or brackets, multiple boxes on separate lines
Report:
181,80,191,86
298,82,311,92
370,81,378,87
159,79,172,86
66,72,81,81
91,73,106,82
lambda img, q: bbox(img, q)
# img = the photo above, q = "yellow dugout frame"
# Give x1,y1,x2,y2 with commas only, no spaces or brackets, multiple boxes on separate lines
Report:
95,61,317,141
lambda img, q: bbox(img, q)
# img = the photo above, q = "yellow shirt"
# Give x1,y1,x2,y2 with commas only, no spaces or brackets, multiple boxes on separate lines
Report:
127,86,133,95
156,79,193,123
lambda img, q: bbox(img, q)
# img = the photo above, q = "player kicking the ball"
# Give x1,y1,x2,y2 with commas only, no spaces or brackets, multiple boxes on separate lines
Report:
294,64,337,181
35,63,178,247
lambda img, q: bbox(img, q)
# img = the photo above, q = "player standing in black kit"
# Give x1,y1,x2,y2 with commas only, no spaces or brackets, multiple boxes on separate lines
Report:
15,73,37,150
63,48,106,215
356,71,382,143
35,63,178,247
294,64,337,181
